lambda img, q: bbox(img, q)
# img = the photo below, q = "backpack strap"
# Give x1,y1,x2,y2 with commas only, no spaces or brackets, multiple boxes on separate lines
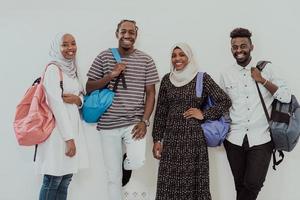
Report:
110,48,127,91
33,144,38,162
255,60,284,170
41,63,64,96
196,72,214,107
256,60,271,71
255,61,272,121
33,63,64,162
111,48,122,63
196,72,205,97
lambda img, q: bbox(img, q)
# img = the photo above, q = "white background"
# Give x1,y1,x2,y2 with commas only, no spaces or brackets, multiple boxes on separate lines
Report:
1,0,300,199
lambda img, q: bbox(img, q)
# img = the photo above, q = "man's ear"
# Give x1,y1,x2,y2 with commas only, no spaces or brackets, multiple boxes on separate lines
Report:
250,44,254,51
115,31,118,38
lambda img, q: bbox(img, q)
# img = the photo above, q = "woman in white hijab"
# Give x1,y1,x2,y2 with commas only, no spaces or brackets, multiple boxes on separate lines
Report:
152,43,231,200
168,42,199,87
36,33,88,200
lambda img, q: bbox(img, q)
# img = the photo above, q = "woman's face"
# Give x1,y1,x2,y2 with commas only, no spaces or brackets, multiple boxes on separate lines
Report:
171,47,189,71
60,34,77,60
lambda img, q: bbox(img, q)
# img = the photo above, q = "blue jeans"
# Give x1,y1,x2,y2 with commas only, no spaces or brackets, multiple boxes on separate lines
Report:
39,174,73,200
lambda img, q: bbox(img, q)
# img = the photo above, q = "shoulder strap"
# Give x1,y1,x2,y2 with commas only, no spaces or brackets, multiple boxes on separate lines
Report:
255,60,284,170
255,61,271,120
255,83,270,121
256,60,271,71
43,63,63,81
196,72,204,97
33,63,64,162
196,72,213,107
111,48,127,90
42,63,64,96
111,48,122,63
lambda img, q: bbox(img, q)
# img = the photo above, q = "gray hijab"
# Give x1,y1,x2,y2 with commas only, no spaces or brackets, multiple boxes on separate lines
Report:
49,33,77,78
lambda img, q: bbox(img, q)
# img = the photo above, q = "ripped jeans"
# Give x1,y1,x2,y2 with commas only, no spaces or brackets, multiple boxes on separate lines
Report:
39,174,73,200
100,124,146,200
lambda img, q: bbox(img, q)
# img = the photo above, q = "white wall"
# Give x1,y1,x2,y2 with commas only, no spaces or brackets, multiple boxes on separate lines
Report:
1,0,300,199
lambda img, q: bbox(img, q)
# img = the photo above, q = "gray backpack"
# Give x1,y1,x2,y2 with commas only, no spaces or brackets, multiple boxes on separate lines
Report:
270,95,300,151
256,61,300,169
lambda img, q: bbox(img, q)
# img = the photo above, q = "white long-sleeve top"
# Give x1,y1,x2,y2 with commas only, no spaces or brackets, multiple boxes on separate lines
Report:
35,64,89,176
220,59,291,147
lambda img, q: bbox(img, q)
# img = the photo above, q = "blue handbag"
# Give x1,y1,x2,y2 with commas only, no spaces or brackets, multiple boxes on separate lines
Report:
82,48,126,123
196,72,230,147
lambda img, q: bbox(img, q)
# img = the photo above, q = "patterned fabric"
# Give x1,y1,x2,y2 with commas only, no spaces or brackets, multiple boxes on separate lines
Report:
152,73,231,200
87,49,159,130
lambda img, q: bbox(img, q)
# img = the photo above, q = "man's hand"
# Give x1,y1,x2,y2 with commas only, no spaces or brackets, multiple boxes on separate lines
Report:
111,63,126,78
152,141,163,160
65,139,76,157
183,108,204,120
251,67,265,83
131,122,147,140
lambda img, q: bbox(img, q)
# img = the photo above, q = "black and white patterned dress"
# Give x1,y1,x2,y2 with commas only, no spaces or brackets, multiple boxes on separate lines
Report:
152,73,231,200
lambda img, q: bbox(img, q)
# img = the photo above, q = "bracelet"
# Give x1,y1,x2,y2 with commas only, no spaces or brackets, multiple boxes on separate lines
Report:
262,79,268,86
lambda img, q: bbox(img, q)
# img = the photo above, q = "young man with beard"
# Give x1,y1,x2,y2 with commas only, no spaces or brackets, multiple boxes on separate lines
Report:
220,28,291,200
86,19,159,200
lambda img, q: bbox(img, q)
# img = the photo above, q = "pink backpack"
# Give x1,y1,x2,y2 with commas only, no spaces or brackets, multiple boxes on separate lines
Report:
13,64,63,146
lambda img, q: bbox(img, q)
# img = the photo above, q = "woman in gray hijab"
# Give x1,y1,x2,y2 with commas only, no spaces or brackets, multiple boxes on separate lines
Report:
36,33,88,200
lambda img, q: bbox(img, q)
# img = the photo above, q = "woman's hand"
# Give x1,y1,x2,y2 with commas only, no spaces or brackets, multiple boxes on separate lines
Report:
183,108,204,120
62,94,82,106
65,139,76,157
152,141,163,160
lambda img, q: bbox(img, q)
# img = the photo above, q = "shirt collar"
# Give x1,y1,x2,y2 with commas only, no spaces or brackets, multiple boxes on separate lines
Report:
233,57,256,71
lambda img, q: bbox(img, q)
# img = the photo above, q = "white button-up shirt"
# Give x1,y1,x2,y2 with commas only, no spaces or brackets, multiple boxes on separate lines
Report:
220,59,291,147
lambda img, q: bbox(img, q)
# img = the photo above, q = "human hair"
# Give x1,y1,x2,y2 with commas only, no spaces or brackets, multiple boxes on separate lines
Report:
116,19,139,33
230,27,252,44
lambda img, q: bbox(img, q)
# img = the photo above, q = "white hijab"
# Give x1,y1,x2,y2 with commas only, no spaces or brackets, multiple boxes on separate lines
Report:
169,42,199,87
49,33,77,79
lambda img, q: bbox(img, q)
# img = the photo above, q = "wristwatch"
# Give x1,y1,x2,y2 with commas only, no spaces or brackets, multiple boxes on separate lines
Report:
141,119,150,127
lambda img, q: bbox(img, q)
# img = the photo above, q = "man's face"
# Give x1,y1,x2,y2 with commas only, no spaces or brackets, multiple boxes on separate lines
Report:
116,21,137,51
231,37,253,66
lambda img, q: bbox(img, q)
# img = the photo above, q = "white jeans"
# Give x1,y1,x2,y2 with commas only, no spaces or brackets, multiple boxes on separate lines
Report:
100,124,146,200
